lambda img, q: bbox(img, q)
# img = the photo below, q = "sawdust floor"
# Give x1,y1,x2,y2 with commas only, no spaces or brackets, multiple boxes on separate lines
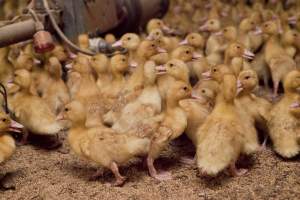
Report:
0,134,299,200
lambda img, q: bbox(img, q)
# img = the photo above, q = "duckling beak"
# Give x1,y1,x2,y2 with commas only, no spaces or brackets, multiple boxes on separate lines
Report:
254,27,262,35
129,61,138,69
213,31,223,36
201,71,211,80
9,120,24,133
243,49,255,60
288,16,297,25
179,39,189,46
65,63,73,70
56,112,65,121
192,52,203,60
146,35,154,41
157,47,167,54
290,102,300,108
199,24,208,32
155,65,167,74
236,80,244,95
112,40,123,48
162,25,172,34
68,52,77,59
34,59,41,65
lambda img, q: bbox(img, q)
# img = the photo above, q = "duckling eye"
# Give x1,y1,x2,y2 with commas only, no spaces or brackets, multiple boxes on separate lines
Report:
155,32,159,35
191,37,194,39
202,89,206,93
237,46,240,49
245,76,250,79
122,58,126,62
151,44,155,47
127,37,131,41
213,69,217,72
2,119,7,122
183,87,188,91
210,21,214,25
264,24,268,27
293,33,297,37
224,29,227,32
185,50,190,54
65,108,69,112
170,63,174,67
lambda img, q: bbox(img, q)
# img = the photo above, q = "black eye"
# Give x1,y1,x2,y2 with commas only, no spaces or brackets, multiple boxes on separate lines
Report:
65,108,69,112
293,33,297,37
191,37,194,39
210,21,214,24
264,24,268,27
156,32,159,35
2,119,7,122
224,29,227,32
213,69,217,72
245,76,250,79
183,87,188,91
122,59,126,62
202,89,205,93
170,63,174,67
186,51,190,54
127,37,131,40
151,44,155,47
237,46,240,49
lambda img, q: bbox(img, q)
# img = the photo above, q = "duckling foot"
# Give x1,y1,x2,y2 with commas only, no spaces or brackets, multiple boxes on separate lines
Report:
110,162,127,187
259,136,268,151
152,171,172,181
229,163,248,177
89,169,104,181
179,156,195,165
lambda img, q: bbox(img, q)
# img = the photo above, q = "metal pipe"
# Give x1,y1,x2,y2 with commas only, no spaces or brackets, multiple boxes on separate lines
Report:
0,20,36,47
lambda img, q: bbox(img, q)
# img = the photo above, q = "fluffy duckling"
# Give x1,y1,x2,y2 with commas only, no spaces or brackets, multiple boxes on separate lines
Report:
179,80,219,146
90,54,110,92
196,66,246,177
0,110,23,164
235,70,272,150
199,18,225,65
179,33,205,55
268,70,300,158
260,20,297,97
42,57,70,115
112,61,163,137
60,101,150,186
9,69,65,144
281,30,300,58
147,81,191,180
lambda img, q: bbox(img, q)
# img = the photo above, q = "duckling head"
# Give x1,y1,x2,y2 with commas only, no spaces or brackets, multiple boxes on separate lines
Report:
171,46,201,62
90,54,109,74
237,70,258,95
226,43,255,60
239,18,257,32
165,59,189,83
180,33,205,49
110,54,129,75
283,70,300,93
61,101,86,125
50,45,68,62
13,69,32,90
112,33,140,50
15,52,34,71
260,21,279,35
282,30,300,46
105,34,116,44
146,19,171,34
0,111,23,133
199,19,221,32
137,40,164,59
72,55,92,74
203,64,233,83
147,29,164,41
167,81,192,103
220,26,237,41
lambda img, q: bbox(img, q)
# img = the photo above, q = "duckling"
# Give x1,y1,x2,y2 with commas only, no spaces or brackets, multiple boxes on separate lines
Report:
0,110,23,164
0,47,14,84
196,70,246,177
268,70,300,158
112,61,163,137
179,80,218,145
199,18,225,65
261,20,297,98
42,57,70,115
90,54,110,92
179,33,205,55
105,34,116,44
281,30,300,58
9,69,65,144
11,51,35,71
147,81,191,180
235,70,272,150
60,101,150,186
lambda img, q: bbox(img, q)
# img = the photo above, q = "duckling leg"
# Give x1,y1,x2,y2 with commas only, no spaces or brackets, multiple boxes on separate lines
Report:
179,156,195,165
18,128,29,145
260,135,268,151
272,80,279,100
228,162,248,177
109,162,126,186
89,169,104,181
146,156,172,181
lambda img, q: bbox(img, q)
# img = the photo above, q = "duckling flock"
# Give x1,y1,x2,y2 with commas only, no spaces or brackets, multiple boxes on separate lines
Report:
1,0,300,187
